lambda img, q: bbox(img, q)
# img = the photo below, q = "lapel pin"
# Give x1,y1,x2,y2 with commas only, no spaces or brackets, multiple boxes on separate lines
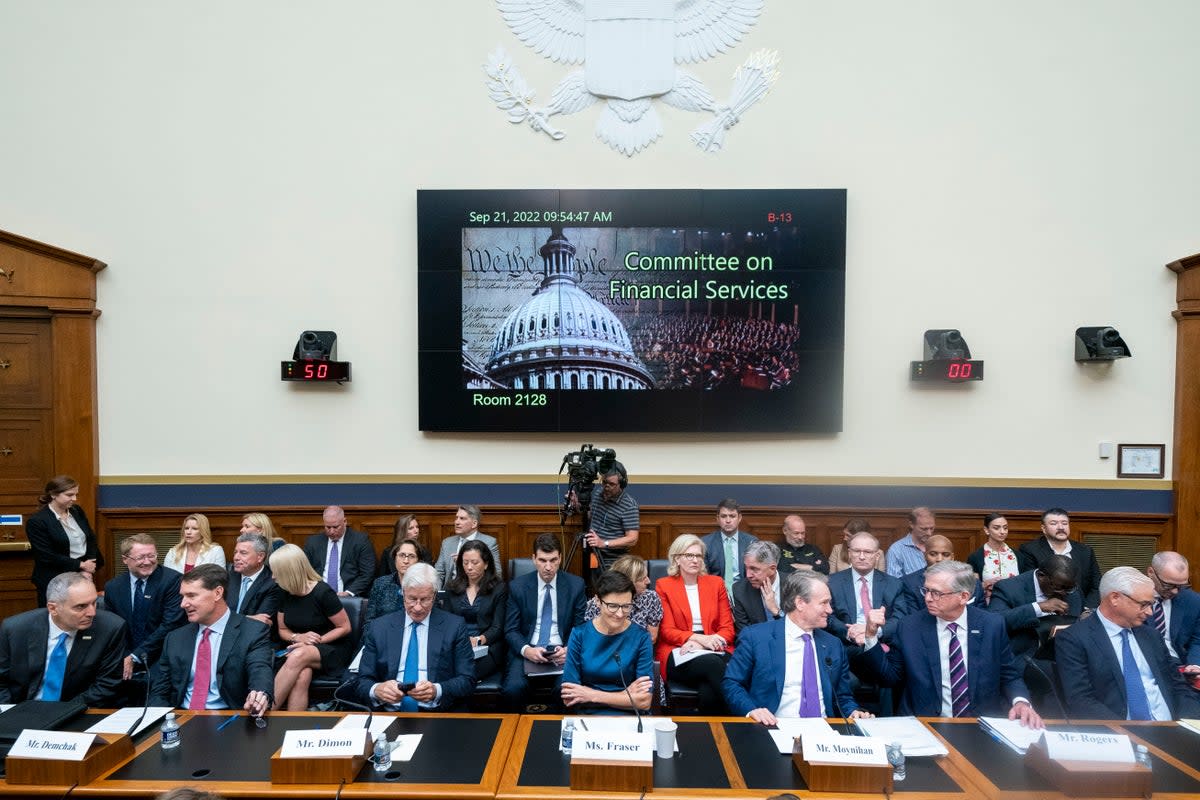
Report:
970,630,980,634
81,635,92,641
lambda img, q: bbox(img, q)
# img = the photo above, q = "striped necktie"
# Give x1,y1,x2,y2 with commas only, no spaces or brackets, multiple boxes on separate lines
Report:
947,622,969,717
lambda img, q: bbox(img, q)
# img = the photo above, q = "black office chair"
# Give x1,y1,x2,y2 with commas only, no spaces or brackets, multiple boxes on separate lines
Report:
646,559,669,589
309,595,368,706
508,558,536,581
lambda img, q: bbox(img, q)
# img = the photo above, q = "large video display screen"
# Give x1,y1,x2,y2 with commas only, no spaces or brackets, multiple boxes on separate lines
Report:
417,189,846,432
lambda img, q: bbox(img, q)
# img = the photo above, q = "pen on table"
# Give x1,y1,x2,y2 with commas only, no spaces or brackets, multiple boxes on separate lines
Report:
216,714,240,731
577,719,588,731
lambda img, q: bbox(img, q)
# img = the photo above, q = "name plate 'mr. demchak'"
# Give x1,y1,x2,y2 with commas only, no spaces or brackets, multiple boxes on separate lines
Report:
8,730,96,761
279,729,370,758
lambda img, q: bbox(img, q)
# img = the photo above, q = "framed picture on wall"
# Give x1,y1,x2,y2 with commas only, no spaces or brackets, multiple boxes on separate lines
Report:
1117,444,1165,478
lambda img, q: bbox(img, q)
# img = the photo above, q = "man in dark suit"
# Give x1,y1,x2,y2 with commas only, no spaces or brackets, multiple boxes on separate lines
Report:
1145,551,1200,666
827,532,911,652
863,560,1043,727
102,534,186,680
732,540,783,633
352,563,475,710
226,532,281,626
899,535,985,613
701,499,758,601
724,572,873,724
302,505,376,597
1017,508,1102,609
1055,566,1200,720
988,555,1082,660
502,533,587,711
0,571,125,706
147,564,273,714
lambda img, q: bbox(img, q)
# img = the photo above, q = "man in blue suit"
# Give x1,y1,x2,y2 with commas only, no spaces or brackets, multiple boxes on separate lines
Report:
724,572,874,725
827,533,911,652
1145,551,1200,666
1055,566,1200,720
102,534,186,680
352,563,475,710
899,535,985,613
988,555,1082,660
701,499,758,600
863,560,1043,727
502,533,587,711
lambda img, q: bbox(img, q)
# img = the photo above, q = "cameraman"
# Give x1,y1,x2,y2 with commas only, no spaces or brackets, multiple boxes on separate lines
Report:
584,462,639,572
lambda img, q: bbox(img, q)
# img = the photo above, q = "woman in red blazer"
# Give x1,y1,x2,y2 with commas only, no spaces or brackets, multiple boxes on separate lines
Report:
655,533,735,713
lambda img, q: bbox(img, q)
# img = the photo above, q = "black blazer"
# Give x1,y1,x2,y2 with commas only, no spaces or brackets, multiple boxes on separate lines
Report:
352,607,476,710
987,570,1083,660
26,505,103,606
101,567,186,665
147,612,275,709
0,608,126,706
731,576,781,633
225,566,282,621
1017,538,1102,609
826,568,912,645
439,583,509,667
302,530,376,597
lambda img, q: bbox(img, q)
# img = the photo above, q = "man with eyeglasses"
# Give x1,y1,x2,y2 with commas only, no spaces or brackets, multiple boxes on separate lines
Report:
827,533,910,659
1144,551,1200,666
988,554,1082,660
863,560,1043,727
102,533,186,684
1056,566,1200,720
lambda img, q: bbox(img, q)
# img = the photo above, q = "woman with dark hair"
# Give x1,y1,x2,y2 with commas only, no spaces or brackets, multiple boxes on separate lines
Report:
27,475,103,606
561,570,654,713
376,514,423,577
366,539,428,622
439,540,507,677
967,513,1019,603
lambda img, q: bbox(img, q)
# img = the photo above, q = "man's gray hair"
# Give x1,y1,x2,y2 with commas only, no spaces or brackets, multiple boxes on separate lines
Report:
926,560,976,594
1150,551,1187,573
1100,566,1153,597
401,562,438,592
236,532,269,555
745,540,780,566
458,504,481,524
46,571,92,605
781,570,828,613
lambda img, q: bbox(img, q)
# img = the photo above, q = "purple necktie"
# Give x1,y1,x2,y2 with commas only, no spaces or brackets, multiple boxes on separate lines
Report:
947,622,969,716
799,633,821,717
326,540,340,590
1151,600,1167,638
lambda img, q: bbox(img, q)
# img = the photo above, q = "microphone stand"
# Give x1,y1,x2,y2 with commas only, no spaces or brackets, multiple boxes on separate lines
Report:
612,653,643,733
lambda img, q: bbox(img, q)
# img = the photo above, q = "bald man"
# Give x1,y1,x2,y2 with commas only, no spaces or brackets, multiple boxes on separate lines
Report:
901,535,984,612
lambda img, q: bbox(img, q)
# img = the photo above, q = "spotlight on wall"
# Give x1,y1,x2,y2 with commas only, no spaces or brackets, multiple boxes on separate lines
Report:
1074,326,1131,362
281,330,352,383
911,329,983,382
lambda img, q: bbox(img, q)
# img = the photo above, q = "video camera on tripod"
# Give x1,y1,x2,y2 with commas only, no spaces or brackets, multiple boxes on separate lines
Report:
559,444,617,520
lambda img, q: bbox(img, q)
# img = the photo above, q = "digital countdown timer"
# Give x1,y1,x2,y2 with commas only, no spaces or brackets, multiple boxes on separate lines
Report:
910,359,984,382
281,359,352,383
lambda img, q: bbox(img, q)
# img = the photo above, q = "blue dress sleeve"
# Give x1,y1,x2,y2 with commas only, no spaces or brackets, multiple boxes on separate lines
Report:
562,625,586,685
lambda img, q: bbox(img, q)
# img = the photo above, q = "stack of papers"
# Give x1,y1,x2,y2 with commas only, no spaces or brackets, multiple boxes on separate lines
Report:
853,716,948,756
1178,719,1200,737
332,716,422,761
85,707,172,736
768,717,837,754
979,716,1044,755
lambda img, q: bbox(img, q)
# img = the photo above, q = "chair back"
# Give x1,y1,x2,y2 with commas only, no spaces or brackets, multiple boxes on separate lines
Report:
339,595,369,653
508,558,536,581
647,559,669,589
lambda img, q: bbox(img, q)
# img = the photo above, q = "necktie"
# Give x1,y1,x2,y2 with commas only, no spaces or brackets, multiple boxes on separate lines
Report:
189,628,212,710
1120,629,1153,721
41,633,68,701
326,540,340,591
1151,600,1167,638
536,583,553,647
799,633,821,717
947,622,969,717
859,576,872,623
237,576,251,613
132,578,148,647
401,621,421,712
723,536,736,598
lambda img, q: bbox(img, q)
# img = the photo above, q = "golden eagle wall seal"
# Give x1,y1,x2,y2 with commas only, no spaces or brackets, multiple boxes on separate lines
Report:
485,0,780,156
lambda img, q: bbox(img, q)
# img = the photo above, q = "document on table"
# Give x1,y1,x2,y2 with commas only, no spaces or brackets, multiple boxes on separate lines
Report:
768,717,838,754
85,706,173,736
389,734,422,761
671,647,723,666
853,716,948,756
1179,719,1200,737
978,716,1044,755
334,713,396,737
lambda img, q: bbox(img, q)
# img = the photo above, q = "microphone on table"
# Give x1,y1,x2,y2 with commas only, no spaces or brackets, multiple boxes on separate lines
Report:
1023,656,1070,726
825,655,858,735
612,653,643,733
332,679,374,730
123,689,152,739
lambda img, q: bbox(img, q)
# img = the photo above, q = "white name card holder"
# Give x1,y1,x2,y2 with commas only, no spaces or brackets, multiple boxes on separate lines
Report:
271,728,372,784
793,734,892,794
6,729,133,786
1026,730,1150,798
569,730,655,793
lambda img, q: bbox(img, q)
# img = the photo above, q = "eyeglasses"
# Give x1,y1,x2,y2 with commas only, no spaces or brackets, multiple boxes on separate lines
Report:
1119,592,1155,611
396,552,420,561
405,594,436,607
848,549,877,557
123,554,157,563
922,587,962,600
677,553,704,560
600,601,635,613
1149,567,1189,592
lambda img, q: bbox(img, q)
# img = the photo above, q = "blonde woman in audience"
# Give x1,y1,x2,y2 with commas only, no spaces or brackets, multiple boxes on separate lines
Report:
241,512,278,540
163,513,226,573
585,554,663,643
827,518,883,573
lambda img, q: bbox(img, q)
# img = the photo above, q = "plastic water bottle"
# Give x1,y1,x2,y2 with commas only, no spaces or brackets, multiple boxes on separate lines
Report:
886,741,906,782
1135,744,1152,770
373,733,391,772
160,712,181,750
561,719,575,755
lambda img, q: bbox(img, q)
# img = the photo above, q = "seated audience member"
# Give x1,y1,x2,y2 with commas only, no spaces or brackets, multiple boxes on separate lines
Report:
732,541,783,633
724,572,873,724
1055,566,1200,721
271,543,353,710
377,514,424,577
1145,551,1200,664
701,499,758,601
367,539,427,622
966,513,1019,603
434,505,502,587
561,571,654,713
352,563,476,711
241,512,278,540
439,540,508,678
103,533,186,680
303,505,376,597
1017,508,1102,609
502,533,587,711
656,534,735,714
827,533,910,656
900,535,984,612
0,571,125,706
585,554,663,646
863,560,1043,727
147,564,272,714
886,507,936,578
163,513,226,574
777,515,828,574
827,518,881,573
226,532,281,626
988,555,1081,660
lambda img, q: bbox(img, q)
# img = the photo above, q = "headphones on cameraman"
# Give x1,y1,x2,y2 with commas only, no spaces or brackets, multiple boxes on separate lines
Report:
606,461,628,489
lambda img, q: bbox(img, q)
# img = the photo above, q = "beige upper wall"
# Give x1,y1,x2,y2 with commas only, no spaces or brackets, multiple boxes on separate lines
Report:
1,1,1195,480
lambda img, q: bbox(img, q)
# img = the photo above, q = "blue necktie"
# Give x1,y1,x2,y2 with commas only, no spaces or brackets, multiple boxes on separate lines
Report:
1120,629,1153,721
41,633,68,701
400,621,421,712
536,583,553,647
131,578,148,647
236,576,250,613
